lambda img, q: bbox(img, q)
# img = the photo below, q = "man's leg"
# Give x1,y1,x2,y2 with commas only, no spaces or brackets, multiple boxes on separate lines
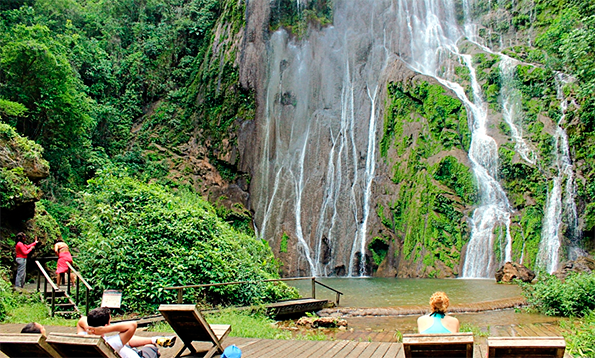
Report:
129,336,176,348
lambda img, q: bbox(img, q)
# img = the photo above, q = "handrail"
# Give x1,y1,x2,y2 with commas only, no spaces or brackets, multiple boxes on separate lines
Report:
164,276,312,290
165,277,344,306
66,262,92,290
35,260,58,317
35,261,59,291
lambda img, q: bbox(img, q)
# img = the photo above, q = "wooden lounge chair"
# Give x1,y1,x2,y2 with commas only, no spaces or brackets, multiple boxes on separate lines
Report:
0,333,60,358
158,304,231,358
45,333,121,358
403,332,474,358
487,336,566,358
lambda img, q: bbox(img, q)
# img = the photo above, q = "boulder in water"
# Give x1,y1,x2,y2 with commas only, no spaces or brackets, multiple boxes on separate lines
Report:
553,256,595,280
495,262,535,283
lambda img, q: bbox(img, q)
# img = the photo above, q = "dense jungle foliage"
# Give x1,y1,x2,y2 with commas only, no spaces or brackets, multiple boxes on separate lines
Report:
0,0,288,314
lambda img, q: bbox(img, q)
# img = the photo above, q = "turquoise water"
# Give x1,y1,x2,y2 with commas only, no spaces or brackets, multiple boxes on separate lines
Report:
287,278,521,308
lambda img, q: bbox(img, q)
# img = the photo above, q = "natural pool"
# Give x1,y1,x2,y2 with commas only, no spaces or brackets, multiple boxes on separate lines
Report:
286,278,563,334
287,278,522,308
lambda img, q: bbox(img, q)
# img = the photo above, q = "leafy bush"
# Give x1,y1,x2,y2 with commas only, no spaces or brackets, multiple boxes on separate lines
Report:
73,169,298,313
560,310,595,357
521,273,595,317
0,267,15,321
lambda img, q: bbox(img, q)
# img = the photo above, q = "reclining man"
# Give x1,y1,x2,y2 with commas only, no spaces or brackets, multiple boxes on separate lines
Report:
78,307,175,358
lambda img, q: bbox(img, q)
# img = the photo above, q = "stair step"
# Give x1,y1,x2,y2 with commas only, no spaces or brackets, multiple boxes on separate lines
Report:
55,311,78,315
54,303,75,308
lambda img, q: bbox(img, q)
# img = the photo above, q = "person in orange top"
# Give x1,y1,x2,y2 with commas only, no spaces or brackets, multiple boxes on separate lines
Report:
54,237,75,287
15,232,38,288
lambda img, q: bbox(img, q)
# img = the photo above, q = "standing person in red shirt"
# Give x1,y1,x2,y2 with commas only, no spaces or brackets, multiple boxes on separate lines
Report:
15,232,38,288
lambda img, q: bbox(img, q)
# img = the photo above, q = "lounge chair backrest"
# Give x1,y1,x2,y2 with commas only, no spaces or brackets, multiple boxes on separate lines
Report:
403,332,474,358
158,304,219,345
487,336,566,358
0,333,60,358
46,333,121,358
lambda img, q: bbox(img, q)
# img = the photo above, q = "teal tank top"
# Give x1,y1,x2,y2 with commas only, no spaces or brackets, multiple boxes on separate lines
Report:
420,312,452,334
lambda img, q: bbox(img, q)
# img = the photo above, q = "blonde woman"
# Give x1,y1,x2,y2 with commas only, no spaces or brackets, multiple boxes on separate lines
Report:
417,291,460,333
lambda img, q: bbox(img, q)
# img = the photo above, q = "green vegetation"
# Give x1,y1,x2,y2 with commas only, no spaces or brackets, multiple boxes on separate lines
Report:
72,169,297,312
150,307,330,340
378,80,474,274
520,273,595,356
270,0,333,37
0,0,265,314
521,273,595,317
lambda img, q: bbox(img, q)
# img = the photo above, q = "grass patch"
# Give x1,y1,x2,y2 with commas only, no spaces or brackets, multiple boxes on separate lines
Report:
460,323,489,337
148,308,330,341
559,311,595,357
3,293,77,327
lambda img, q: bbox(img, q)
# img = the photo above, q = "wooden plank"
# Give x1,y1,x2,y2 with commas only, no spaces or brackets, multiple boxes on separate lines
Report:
343,342,371,358
382,342,402,358
487,337,566,358
511,325,532,337
241,338,280,356
474,342,485,358
302,340,345,358
46,333,120,358
298,340,336,358
368,342,392,358
509,325,522,337
530,324,555,337
312,340,351,358
259,339,308,357
331,341,359,358
0,333,61,358
374,331,394,342
357,342,382,358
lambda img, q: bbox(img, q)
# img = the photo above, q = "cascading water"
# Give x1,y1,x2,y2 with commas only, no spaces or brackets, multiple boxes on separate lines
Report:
252,1,396,276
251,0,579,277
395,0,513,277
537,74,582,273
499,56,536,165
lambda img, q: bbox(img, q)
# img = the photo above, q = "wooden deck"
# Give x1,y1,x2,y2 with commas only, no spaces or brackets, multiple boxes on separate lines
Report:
167,321,572,358
267,298,330,317
0,320,574,358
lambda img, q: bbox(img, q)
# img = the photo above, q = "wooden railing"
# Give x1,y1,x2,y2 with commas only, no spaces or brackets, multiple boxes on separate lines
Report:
34,261,60,317
35,259,92,316
164,277,344,306
66,261,92,316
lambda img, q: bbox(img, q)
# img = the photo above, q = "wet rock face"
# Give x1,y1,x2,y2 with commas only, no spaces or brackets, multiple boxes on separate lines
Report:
553,256,595,280
495,262,535,283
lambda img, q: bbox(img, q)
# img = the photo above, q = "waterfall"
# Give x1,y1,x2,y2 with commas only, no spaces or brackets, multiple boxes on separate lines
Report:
537,74,582,273
396,0,513,277
252,1,395,276
251,0,578,277
499,56,536,165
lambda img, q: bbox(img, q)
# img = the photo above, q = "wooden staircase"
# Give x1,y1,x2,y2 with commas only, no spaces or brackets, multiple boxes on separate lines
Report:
35,260,92,317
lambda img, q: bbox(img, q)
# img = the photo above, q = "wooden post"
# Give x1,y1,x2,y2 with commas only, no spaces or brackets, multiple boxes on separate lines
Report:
36,270,40,292
67,268,71,295
44,278,48,299
336,292,340,306
177,288,183,304
311,277,316,299
76,277,80,306
51,289,55,317
85,288,89,316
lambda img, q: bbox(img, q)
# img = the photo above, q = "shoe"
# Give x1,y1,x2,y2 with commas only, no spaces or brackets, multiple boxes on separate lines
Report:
155,336,176,348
